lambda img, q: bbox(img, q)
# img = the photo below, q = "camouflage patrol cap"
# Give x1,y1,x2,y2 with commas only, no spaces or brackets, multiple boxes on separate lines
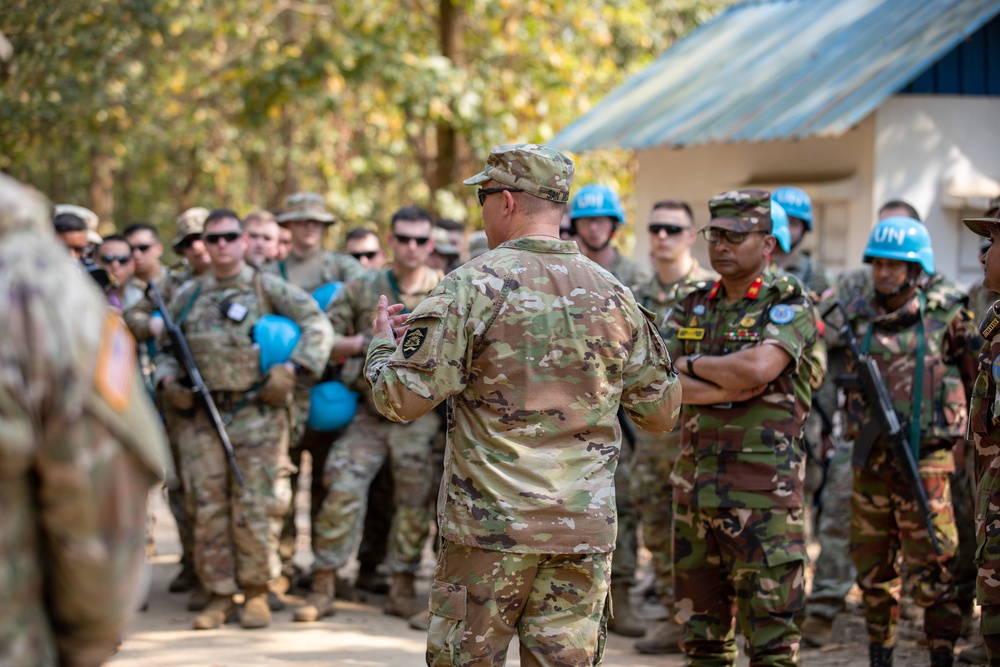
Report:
468,230,489,258
0,174,51,236
963,196,1000,239
704,189,772,232
55,204,102,244
276,192,337,226
172,206,209,248
463,143,574,203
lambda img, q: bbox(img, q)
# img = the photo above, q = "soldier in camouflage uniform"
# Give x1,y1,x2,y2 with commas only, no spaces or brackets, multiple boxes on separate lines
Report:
568,182,652,636
295,206,444,622
839,216,977,667
154,209,334,630
124,208,213,600
364,144,681,666
664,190,818,667
630,199,717,655
0,173,170,667
266,192,364,584
962,208,1000,665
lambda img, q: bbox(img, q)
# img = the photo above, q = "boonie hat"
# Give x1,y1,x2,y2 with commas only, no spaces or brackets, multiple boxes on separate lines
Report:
276,192,337,226
172,207,209,248
463,143,574,203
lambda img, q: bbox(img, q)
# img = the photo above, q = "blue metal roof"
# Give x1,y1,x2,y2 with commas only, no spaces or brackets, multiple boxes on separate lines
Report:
552,0,1000,151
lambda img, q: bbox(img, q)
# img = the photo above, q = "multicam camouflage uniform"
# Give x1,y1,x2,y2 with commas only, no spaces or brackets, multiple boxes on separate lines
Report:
0,174,169,666
630,261,717,608
665,263,817,666
154,265,334,599
840,274,977,654
310,268,443,581
365,143,682,665
266,196,363,577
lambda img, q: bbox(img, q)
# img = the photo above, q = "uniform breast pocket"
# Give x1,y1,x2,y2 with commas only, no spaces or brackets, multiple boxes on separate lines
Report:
716,448,779,492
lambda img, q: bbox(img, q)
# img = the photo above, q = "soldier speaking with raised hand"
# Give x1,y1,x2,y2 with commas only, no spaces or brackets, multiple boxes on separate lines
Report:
665,189,818,667
364,143,681,666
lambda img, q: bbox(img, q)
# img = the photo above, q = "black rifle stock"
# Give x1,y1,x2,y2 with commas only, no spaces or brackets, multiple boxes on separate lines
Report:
822,301,940,555
149,280,245,487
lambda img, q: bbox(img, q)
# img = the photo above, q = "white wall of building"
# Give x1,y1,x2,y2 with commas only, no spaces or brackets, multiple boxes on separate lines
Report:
633,116,876,277
874,95,1000,286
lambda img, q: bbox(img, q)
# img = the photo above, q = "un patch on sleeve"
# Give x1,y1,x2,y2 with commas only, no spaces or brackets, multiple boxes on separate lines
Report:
992,355,1000,385
401,326,428,358
768,304,795,325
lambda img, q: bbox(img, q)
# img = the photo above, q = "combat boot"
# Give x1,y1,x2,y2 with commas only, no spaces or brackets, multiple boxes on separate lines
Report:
192,594,237,630
800,613,835,647
868,642,894,667
294,569,336,622
187,583,211,612
607,581,646,638
385,572,426,618
355,566,391,595
930,650,954,667
168,560,196,593
634,618,683,654
240,585,271,629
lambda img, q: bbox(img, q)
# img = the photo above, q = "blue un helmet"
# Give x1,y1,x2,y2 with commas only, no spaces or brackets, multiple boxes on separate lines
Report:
307,381,359,431
770,200,791,253
568,184,626,226
772,186,813,230
312,281,344,311
863,216,935,275
253,314,301,373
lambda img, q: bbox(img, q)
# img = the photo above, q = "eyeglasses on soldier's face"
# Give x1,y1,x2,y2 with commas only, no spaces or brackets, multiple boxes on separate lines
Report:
175,234,202,251
204,231,242,245
701,228,768,245
99,254,132,265
132,243,154,254
392,233,430,246
350,251,379,261
477,187,524,206
648,223,691,237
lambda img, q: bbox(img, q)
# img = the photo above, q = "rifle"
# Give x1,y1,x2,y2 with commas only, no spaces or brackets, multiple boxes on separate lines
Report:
149,280,245,487
822,301,940,555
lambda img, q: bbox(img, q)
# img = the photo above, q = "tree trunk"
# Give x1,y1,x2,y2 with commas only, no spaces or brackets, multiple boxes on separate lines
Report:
430,0,465,203
89,148,115,225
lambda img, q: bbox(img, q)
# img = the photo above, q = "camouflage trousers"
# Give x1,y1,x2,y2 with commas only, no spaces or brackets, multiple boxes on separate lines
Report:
612,447,639,586
312,403,440,573
805,434,856,620
850,457,960,651
951,458,978,611
673,502,806,667
426,539,612,667
632,426,681,602
175,399,292,595
163,405,195,572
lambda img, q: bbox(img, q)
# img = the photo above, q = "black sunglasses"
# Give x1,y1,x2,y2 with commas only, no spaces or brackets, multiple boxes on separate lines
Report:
477,187,524,206
701,229,768,245
99,254,131,265
649,223,691,236
350,251,379,260
393,233,430,246
204,231,242,245
175,234,202,250
132,243,154,253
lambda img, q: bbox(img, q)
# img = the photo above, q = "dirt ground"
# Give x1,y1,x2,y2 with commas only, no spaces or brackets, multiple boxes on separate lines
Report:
109,490,988,667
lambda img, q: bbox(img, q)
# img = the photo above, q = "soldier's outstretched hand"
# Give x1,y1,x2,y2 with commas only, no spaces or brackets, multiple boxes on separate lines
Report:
372,295,409,343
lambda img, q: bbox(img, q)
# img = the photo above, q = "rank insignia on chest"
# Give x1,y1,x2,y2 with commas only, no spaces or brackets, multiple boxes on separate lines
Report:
693,304,707,316
739,316,756,328
768,304,794,325
401,326,428,358
677,327,705,340
725,329,760,342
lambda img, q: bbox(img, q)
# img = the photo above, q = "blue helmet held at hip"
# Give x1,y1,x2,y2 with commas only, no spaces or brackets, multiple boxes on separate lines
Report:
569,184,626,226
312,281,344,311
307,381,359,431
772,186,812,230
253,314,301,373
863,216,934,275
770,200,791,254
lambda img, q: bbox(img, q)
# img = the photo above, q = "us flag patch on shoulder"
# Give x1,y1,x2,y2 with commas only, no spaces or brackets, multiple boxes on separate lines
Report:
94,312,136,411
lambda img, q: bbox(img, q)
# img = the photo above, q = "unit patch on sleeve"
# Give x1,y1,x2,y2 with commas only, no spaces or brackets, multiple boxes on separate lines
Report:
401,326,428,358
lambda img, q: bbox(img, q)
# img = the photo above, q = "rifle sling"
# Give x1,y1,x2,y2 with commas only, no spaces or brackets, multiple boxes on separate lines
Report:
860,291,926,461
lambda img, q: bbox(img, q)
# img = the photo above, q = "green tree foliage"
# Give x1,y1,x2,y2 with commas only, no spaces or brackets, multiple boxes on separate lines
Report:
0,0,732,238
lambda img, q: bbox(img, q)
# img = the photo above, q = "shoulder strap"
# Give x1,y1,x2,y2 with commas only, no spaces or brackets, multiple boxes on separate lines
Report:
255,269,273,315
175,282,203,328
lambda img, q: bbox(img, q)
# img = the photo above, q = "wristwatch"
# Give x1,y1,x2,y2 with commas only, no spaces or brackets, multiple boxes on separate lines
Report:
687,353,704,379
